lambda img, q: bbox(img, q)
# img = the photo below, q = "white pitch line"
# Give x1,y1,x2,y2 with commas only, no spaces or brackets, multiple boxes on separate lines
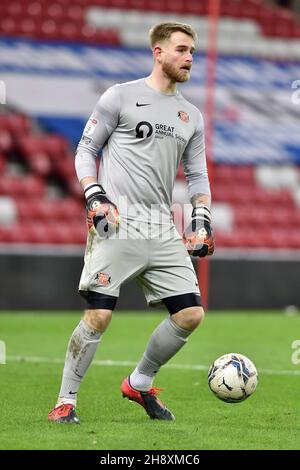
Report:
6,355,300,376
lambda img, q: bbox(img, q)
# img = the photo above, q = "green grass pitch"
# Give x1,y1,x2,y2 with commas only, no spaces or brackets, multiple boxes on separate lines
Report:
0,310,300,450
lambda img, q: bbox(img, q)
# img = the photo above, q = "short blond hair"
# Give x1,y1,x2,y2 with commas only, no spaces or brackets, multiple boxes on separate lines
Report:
149,22,197,48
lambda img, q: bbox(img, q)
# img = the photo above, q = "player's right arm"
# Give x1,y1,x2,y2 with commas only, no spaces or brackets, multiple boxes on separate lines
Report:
75,86,121,237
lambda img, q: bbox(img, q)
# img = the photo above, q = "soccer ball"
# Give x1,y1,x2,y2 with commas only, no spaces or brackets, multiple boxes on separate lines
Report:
208,353,258,403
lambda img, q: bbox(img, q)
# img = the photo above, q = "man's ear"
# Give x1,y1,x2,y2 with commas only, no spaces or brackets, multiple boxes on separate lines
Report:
153,45,162,62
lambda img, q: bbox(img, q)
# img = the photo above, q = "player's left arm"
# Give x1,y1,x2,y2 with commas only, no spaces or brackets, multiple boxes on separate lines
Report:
181,113,215,257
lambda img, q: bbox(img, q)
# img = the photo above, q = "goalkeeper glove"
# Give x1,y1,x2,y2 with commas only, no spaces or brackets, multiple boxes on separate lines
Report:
84,183,120,239
183,205,215,257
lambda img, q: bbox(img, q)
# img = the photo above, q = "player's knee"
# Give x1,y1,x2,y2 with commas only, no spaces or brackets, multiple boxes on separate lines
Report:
186,306,205,330
172,306,204,331
83,309,112,333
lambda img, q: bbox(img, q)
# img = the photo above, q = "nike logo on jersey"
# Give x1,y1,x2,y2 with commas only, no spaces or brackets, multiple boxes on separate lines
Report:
136,102,151,107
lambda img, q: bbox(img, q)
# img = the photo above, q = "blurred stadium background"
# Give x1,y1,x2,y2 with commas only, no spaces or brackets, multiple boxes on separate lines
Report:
0,0,300,311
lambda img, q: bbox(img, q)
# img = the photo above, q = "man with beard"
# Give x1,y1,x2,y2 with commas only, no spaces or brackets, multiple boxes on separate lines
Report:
48,22,214,424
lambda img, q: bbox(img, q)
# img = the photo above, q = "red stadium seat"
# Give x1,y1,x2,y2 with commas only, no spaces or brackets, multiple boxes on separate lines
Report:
272,10,295,38
59,22,81,41
29,222,58,244
128,0,147,9
213,164,234,182
234,205,298,230
0,176,24,196
47,222,87,244
164,0,185,14
66,5,85,22
23,175,46,198
214,231,260,248
0,224,32,244
59,197,84,221
213,165,255,186
220,0,240,18
1,0,298,43
80,26,121,45
19,18,37,38
109,0,130,9
54,155,77,182
6,2,24,18
19,135,53,177
15,199,37,221
233,166,255,185
29,152,53,177
266,228,299,249
183,0,208,15
26,1,43,18
238,0,265,21
0,154,6,174
293,24,300,39
43,135,69,159
19,135,43,155
0,222,55,244
0,113,30,136
0,18,19,35
0,129,14,154
36,20,60,41
68,177,85,200
46,3,65,19
234,206,263,228
15,197,84,224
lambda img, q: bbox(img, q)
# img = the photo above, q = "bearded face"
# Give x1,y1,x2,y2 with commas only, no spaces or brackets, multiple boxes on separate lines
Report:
158,31,194,83
161,60,191,83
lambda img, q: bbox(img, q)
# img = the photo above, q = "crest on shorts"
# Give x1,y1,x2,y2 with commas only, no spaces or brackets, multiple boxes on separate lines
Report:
178,111,189,123
95,272,111,287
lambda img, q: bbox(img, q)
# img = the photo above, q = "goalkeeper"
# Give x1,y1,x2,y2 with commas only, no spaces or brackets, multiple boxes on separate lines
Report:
48,21,214,425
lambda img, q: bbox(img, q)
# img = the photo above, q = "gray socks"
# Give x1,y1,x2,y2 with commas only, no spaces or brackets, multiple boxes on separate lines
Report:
57,316,192,402
57,320,101,405
130,316,191,391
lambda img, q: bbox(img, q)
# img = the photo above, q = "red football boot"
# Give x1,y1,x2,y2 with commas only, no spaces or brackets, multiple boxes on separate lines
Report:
48,403,80,424
121,377,175,420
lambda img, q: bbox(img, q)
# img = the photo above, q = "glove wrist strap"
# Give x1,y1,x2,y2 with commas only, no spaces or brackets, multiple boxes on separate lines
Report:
192,205,211,222
84,183,106,201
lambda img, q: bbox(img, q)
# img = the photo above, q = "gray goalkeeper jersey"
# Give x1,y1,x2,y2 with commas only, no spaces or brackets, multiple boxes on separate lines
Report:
75,78,210,225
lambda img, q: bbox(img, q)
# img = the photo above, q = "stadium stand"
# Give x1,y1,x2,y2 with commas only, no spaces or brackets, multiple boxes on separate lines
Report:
0,0,299,249
0,109,87,244
0,0,300,49
0,105,299,248
0,1,121,45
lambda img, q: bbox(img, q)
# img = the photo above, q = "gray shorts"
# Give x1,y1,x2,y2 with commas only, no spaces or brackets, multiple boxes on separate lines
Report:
79,229,200,307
